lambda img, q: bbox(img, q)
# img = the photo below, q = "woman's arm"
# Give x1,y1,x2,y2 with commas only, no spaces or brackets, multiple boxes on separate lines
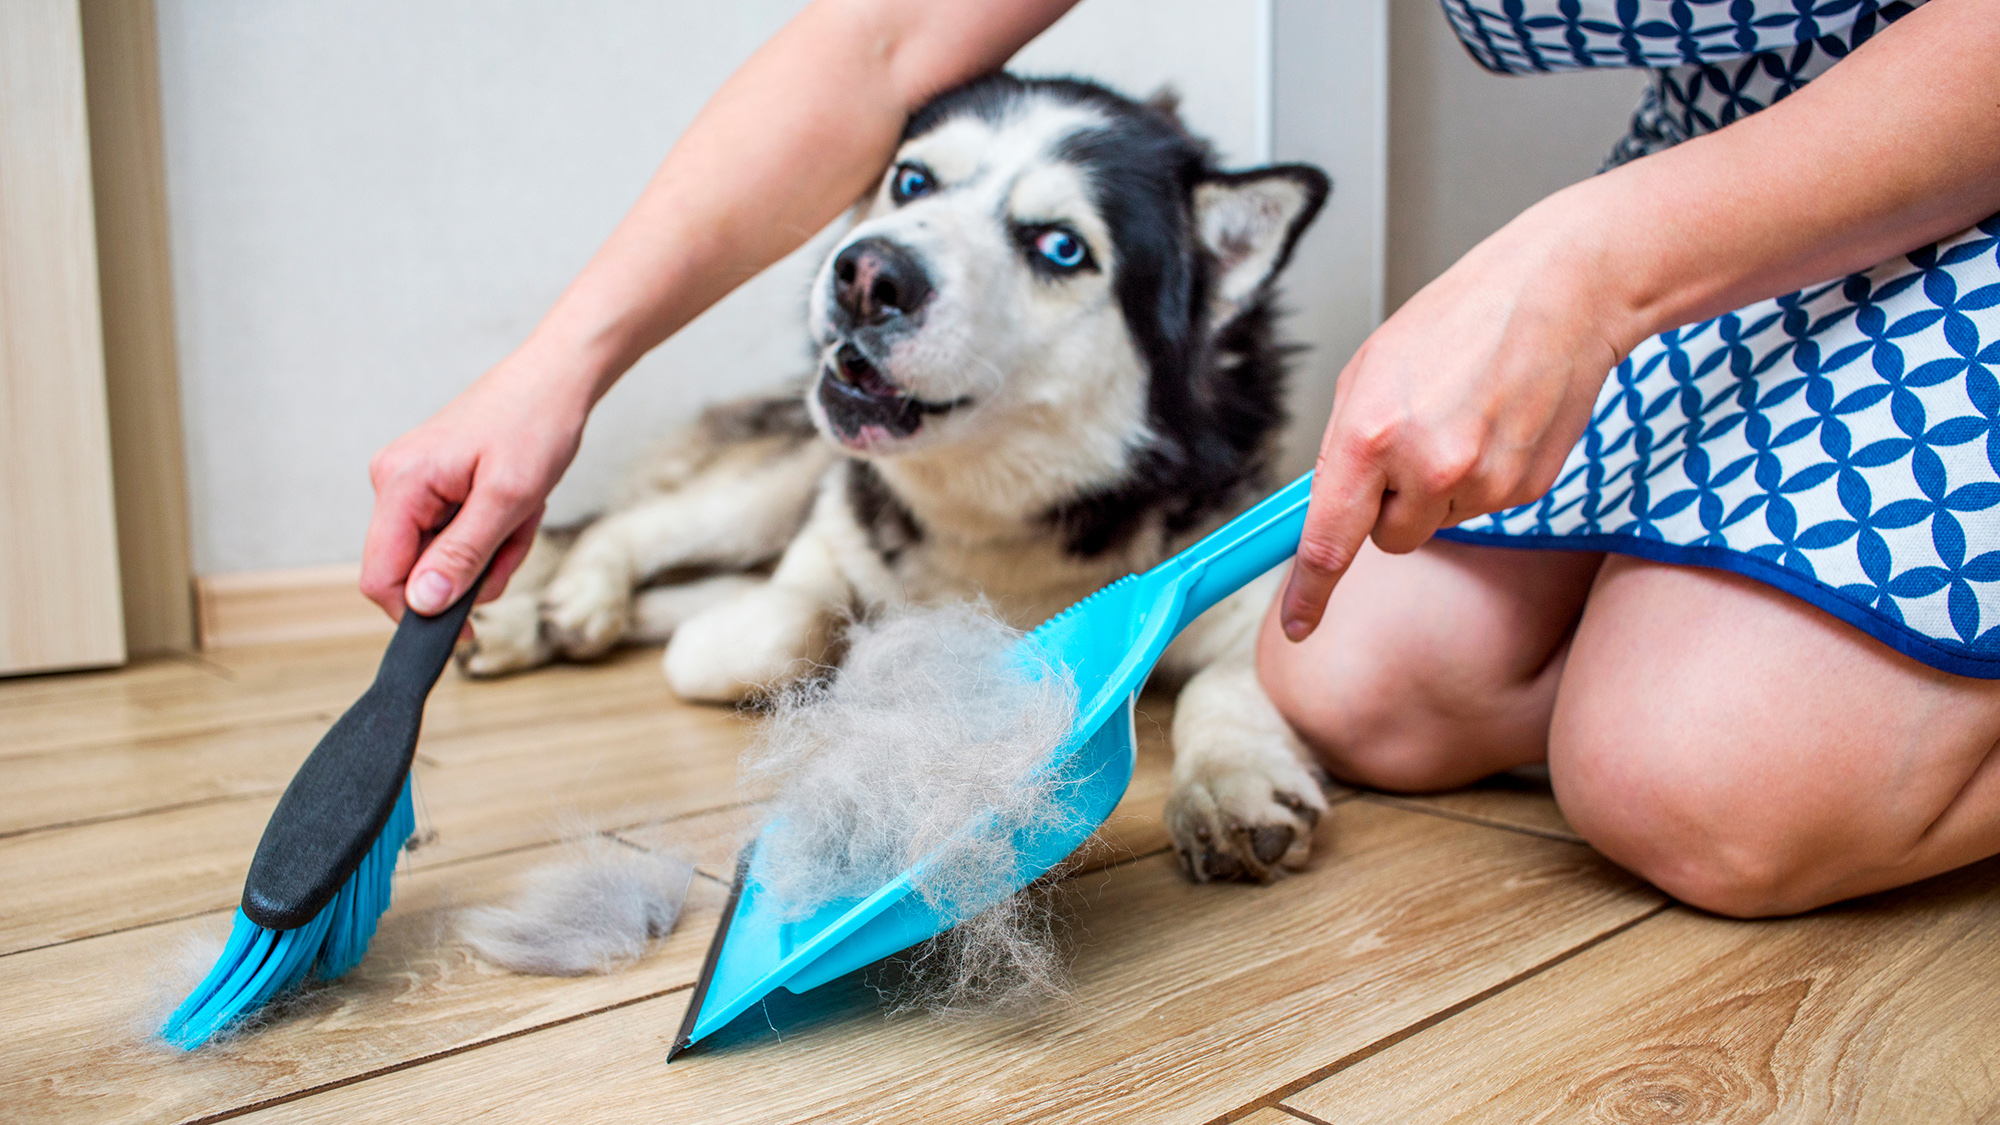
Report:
1279,0,2000,640
363,0,1078,617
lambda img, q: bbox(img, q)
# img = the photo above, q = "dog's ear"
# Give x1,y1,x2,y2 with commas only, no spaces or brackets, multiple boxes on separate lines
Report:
1193,165,1330,326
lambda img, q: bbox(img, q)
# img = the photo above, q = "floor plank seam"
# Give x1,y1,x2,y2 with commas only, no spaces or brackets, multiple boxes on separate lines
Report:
606,796,767,837
1,905,236,960
2,709,334,762
1062,844,1174,885
403,793,772,874
4,711,342,765
179,981,696,1125
0,765,751,858
1210,900,1673,1125
166,650,242,682
1,798,777,959
0,792,283,842
1271,1105,1335,1125
1357,793,1586,844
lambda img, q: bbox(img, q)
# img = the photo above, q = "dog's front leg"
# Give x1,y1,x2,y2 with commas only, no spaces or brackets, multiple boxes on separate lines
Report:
1162,576,1332,883
661,520,849,703
541,443,826,660
458,528,567,677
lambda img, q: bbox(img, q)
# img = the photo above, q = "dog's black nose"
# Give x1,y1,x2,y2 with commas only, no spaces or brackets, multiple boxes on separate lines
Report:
832,238,932,326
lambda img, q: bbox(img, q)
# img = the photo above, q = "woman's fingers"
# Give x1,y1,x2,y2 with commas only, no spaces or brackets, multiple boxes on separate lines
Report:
480,506,544,605
1281,445,1387,641
360,467,453,620
1372,487,1456,555
405,482,534,615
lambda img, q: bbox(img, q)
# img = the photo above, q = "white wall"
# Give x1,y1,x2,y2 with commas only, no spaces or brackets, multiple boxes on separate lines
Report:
160,0,1318,575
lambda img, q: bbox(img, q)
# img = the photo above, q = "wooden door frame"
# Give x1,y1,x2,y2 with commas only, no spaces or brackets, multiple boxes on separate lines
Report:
1,0,126,674
82,0,196,656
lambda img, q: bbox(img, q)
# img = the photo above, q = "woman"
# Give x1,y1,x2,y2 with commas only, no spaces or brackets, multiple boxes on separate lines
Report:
362,0,2000,917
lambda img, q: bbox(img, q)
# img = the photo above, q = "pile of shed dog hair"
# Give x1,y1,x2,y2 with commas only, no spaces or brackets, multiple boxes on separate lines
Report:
745,603,1081,1013
460,838,694,976
460,602,1079,1014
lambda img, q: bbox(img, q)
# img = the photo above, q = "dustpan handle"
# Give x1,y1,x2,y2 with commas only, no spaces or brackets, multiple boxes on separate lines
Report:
1170,471,1313,633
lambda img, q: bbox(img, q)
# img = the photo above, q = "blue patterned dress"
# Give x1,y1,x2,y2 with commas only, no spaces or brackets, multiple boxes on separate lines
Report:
1430,0,2000,677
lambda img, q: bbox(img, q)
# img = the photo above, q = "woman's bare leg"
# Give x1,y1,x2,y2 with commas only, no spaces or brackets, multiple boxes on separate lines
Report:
1551,556,2000,918
1257,538,1603,791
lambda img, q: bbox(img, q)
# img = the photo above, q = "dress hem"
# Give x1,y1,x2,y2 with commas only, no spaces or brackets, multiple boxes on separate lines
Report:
1432,528,2000,679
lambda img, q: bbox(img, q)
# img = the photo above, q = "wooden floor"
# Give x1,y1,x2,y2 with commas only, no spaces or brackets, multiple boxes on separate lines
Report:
3,636,1998,1124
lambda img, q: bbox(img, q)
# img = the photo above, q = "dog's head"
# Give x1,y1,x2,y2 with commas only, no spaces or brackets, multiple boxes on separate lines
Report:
806,74,1327,531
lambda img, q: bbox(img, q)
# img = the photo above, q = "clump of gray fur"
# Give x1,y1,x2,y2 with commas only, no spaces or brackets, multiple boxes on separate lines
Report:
460,838,693,976
745,603,1081,1013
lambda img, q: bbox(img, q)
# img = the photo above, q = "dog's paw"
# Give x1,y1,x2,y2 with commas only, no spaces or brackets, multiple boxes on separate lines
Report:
1166,753,1328,884
662,585,829,703
539,565,633,660
456,596,554,678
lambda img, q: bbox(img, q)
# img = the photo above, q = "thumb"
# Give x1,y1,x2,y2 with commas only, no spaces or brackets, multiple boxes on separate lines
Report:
405,490,522,616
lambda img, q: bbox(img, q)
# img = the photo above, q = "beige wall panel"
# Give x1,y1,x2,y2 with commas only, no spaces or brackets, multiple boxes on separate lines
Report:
1385,0,1646,309
1271,0,1391,474
81,0,196,654
0,0,127,674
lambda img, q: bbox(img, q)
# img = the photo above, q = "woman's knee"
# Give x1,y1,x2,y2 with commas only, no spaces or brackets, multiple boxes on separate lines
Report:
1551,718,1883,918
1546,555,2000,917
1255,539,1595,792
1256,606,1535,792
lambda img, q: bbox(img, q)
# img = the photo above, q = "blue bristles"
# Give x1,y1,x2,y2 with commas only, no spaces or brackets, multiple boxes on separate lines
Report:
161,779,415,1049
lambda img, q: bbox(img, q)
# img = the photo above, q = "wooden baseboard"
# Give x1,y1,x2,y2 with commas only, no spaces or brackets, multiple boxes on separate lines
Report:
195,563,393,649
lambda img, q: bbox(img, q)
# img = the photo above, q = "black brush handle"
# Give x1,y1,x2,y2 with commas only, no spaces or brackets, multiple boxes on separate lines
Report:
241,577,482,929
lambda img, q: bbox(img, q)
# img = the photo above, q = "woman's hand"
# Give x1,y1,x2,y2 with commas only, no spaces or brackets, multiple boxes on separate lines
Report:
1278,190,1635,640
360,354,589,619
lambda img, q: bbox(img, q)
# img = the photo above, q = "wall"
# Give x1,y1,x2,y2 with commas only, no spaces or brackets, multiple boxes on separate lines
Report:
157,0,1661,577
1270,0,1389,474
158,0,1292,575
1384,0,1647,309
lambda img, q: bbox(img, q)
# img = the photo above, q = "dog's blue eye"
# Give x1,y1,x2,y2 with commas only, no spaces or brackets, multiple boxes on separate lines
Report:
1034,228,1089,270
890,164,933,203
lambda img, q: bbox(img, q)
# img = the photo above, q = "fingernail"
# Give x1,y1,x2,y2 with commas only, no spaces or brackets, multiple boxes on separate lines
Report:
409,571,452,615
1282,615,1309,642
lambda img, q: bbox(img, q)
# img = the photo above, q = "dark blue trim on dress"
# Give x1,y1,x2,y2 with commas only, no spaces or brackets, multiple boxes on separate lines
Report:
1433,528,2000,679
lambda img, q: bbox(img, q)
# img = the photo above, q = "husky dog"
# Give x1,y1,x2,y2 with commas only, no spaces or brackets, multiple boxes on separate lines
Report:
461,74,1333,884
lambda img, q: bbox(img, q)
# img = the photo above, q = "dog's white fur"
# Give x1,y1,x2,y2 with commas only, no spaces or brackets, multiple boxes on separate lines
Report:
461,85,1330,883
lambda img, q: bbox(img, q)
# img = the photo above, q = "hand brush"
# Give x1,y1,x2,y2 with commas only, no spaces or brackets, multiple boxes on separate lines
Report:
161,577,481,1049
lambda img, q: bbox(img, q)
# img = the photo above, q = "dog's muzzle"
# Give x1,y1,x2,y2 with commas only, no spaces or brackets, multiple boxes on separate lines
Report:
816,343,969,446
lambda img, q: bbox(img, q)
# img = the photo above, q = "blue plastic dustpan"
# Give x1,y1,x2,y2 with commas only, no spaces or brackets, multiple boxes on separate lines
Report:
670,472,1314,1057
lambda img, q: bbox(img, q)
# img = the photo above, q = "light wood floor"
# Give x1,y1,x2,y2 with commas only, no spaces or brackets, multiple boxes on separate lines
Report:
3,636,1997,1123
